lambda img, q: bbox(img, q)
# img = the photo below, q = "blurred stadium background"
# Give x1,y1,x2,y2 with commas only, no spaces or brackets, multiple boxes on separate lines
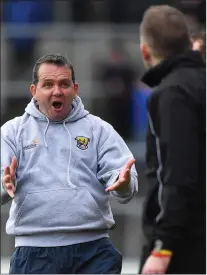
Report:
1,0,205,273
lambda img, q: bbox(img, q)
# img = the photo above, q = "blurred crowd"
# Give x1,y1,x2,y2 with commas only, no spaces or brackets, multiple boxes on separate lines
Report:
1,0,205,142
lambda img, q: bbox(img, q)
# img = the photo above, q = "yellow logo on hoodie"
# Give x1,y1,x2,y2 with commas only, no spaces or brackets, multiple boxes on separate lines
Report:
23,139,39,150
75,136,90,150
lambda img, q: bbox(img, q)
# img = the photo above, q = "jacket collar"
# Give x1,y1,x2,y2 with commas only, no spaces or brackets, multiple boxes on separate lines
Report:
141,50,205,88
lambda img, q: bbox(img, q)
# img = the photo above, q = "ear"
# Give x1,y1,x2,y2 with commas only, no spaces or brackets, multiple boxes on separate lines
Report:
192,39,203,52
73,83,79,97
140,43,151,62
30,84,37,98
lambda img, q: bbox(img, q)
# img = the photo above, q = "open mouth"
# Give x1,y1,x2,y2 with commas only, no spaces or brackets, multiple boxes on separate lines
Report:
52,101,63,110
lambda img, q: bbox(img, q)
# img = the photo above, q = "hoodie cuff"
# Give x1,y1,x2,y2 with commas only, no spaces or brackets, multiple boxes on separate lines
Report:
152,239,175,253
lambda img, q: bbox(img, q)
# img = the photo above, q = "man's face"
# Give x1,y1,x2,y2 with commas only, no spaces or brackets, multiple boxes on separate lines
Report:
30,63,78,121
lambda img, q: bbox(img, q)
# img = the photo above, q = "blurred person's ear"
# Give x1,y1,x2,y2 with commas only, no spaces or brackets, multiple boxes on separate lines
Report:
192,39,204,52
30,84,37,98
140,42,152,68
191,36,206,62
73,83,79,97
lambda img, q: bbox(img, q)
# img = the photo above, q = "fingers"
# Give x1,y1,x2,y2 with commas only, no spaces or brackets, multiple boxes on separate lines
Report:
125,158,136,170
122,168,130,180
105,180,121,192
105,177,129,192
3,173,15,190
2,160,17,199
3,181,15,199
105,159,135,192
142,269,165,274
4,174,12,184
3,157,17,178
6,186,15,198
3,166,10,176
10,157,17,177
5,183,15,192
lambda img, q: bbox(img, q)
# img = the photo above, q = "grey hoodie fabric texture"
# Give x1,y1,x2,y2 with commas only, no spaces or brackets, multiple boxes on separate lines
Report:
1,96,138,247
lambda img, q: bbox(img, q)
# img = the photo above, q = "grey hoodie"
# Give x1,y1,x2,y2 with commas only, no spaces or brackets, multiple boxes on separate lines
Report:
1,96,138,247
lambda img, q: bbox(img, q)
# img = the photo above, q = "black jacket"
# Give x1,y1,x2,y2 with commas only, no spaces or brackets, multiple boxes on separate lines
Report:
141,50,206,251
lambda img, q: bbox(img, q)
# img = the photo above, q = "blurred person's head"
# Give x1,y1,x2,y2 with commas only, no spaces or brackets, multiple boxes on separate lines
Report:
184,13,206,62
109,38,129,63
191,27,206,62
30,54,78,121
140,5,191,68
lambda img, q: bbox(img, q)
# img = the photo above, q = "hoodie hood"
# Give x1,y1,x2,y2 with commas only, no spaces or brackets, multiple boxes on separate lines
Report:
25,96,89,149
25,96,89,123
142,50,205,88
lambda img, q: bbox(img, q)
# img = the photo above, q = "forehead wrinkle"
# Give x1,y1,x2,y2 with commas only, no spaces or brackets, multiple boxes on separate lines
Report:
38,64,73,81
39,73,72,82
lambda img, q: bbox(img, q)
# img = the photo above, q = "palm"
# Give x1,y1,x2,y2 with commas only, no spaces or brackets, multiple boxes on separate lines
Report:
118,168,128,181
105,159,135,192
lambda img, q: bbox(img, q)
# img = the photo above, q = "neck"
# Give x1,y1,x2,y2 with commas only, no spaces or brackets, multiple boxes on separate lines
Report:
151,56,164,67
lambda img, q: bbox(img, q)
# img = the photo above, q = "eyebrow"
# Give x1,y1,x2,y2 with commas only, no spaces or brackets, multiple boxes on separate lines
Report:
42,78,54,82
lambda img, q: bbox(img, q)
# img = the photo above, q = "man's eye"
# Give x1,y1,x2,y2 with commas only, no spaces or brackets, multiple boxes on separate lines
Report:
44,83,52,88
61,82,70,88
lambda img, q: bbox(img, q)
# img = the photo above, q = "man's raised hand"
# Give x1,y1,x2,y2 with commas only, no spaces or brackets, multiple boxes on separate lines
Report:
2,157,17,198
105,159,135,192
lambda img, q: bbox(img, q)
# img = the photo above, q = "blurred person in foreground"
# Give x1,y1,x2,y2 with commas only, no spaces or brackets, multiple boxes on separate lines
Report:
138,5,206,274
191,27,206,62
181,0,206,62
1,54,138,274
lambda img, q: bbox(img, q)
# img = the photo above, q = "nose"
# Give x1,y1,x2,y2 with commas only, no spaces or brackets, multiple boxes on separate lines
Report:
53,86,62,96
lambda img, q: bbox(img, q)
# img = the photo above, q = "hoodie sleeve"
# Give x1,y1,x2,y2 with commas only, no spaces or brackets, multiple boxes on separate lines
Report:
96,120,138,204
1,120,18,205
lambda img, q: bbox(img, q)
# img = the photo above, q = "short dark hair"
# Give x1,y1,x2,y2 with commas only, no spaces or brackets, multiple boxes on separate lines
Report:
32,54,75,85
140,5,191,58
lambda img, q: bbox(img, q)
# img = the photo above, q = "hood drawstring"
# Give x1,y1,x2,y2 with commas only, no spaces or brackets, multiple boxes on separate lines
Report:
63,121,73,186
43,118,50,148
42,119,73,187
